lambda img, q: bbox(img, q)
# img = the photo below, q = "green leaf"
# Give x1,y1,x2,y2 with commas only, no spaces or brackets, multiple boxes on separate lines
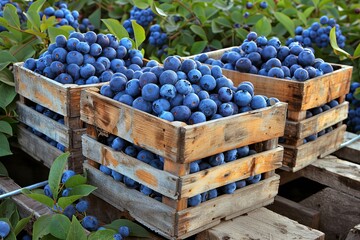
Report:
353,43,360,58
0,83,16,111
66,216,87,240
0,199,17,219
22,191,54,208
193,4,206,24
4,4,20,29
329,27,351,58
304,7,315,18
48,27,71,43
274,12,295,37
58,185,96,209
101,19,129,40
190,25,207,41
0,161,8,176
8,205,19,228
215,17,232,28
88,229,117,240
9,43,36,62
0,218,16,240
65,175,87,188
311,0,319,7
213,0,233,11
235,28,248,40
297,11,307,26
190,41,208,55
0,132,12,157
0,120,13,136
14,215,32,236
25,0,46,31
211,21,222,33
149,0,167,17
133,0,149,8
254,17,272,37
89,8,101,30
33,215,52,240
49,214,71,239
131,20,146,49
48,152,70,200
104,219,150,237
0,68,15,86
0,50,17,71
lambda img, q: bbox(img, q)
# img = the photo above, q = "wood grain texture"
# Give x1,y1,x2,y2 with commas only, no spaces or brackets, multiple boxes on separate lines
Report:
301,155,360,199
301,188,360,240
81,89,287,163
267,196,320,229
84,163,177,237
17,101,71,147
82,135,179,199
334,131,360,164
180,147,283,198
195,207,325,240
282,124,346,172
285,101,349,139
185,49,352,111
176,175,280,236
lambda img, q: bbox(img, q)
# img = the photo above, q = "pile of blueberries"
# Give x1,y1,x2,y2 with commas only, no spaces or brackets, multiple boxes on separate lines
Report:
98,134,262,207
195,32,334,81
26,103,66,152
39,3,80,29
346,82,360,133
24,32,138,85
286,16,346,49
123,6,155,36
0,0,25,32
149,24,167,47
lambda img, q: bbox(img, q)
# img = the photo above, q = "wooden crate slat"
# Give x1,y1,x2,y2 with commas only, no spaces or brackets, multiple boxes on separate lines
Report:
195,207,325,240
301,155,360,199
285,101,349,139
180,147,283,198
176,174,280,236
282,124,346,172
181,103,287,162
81,89,287,163
334,131,360,164
17,101,71,147
84,163,177,237
82,135,179,199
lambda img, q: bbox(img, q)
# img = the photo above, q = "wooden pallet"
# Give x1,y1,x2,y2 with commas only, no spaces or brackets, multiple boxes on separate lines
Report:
80,88,287,239
195,207,325,240
185,49,352,172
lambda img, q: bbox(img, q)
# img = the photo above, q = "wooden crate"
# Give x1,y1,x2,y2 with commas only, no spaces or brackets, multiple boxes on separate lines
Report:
186,49,352,171
80,88,287,239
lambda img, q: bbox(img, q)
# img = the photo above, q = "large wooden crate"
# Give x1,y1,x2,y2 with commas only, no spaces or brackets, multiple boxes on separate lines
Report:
80,88,287,239
185,49,352,172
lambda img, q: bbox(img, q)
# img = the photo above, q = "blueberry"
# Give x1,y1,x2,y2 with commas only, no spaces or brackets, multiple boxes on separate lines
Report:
142,83,160,102
235,180,247,189
123,176,139,189
90,43,102,57
116,46,128,59
111,170,123,181
259,1,268,9
84,54,96,64
96,33,110,48
250,95,267,109
190,161,200,173
44,184,53,198
328,100,339,108
132,97,152,113
199,75,216,91
114,234,123,240
80,63,95,79
237,145,249,157
247,174,262,184
66,38,80,51
85,31,97,44
100,85,114,98
221,182,237,194
62,170,76,183
82,216,99,231
183,93,200,110
99,165,112,175
268,67,284,78
62,188,71,197
160,84,177,99
181,59,197,73
24,58,36,70
188,194,202,207
66,51,83,66
0,221,9,239
171,105,192,122
175,79,193,95
219,103,234,117
86,76,100,84
139,72,158,87
66,64,80,80
298,49,315,67
294,68,309,81
159,111,174,121
261,45,277,61
55,35,67,48
199,99,217,117
55,73,73,84
208,153,225,166
125,79,141,97
234,90,252,107
52,47,68,63
111,137,126,151
188,111,207,124
320,16,329,25
187,69,202,84
96,56,110,70
63,205,76,219
235,58,252,72
119,226,130,237
75,200,89,212
110,76,127,92
120,38,132,50
319,62,333,74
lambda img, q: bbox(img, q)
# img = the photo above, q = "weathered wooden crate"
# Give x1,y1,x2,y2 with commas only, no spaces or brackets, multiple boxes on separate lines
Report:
186,48,352,171
80,88,287,239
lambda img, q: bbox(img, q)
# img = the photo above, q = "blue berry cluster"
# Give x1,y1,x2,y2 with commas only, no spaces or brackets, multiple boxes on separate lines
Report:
123,7,155,36
40,3,80,29
243,1,267,18
24,32,137,85
113,226,130,240
346,82,360,133
26,103,66,151
99,134,263,206
287,16,346,49
0,0,25,32
196,31,334,81
149,24,167,47
78,18,95,32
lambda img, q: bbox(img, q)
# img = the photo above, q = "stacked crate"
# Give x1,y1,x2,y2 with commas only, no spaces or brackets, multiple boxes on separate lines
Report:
14,62,101,172
80,88,287,239
185,49,352,172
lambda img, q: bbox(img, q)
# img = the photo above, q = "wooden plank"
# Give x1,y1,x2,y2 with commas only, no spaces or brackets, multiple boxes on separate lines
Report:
301,155,360,199
301,187,360,240
181,103,287,162
267,196,320,229
346,224,360,240
334,131,360,164
195,207,325,240
277,169,303,185
82,135,179,199
282,124,346,172
17,101,71,147
180,147,283,198
285,101,349,139
84,163,177,237
176,175,280,236
81,89,287,163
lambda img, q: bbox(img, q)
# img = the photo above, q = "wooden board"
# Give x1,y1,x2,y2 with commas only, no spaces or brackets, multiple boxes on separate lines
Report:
301,155,360,199
81,89,287,163
301,187,360,240
267,196,320,229
334,131,360,164
282,124,346,172
285,101,349,140
187,48,353,111
14,62,104,117
195,207,324,240
346,224,360,240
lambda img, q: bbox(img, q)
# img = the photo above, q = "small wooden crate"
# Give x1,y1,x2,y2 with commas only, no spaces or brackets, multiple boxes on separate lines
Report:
80,88,287,239
186,49,352,172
